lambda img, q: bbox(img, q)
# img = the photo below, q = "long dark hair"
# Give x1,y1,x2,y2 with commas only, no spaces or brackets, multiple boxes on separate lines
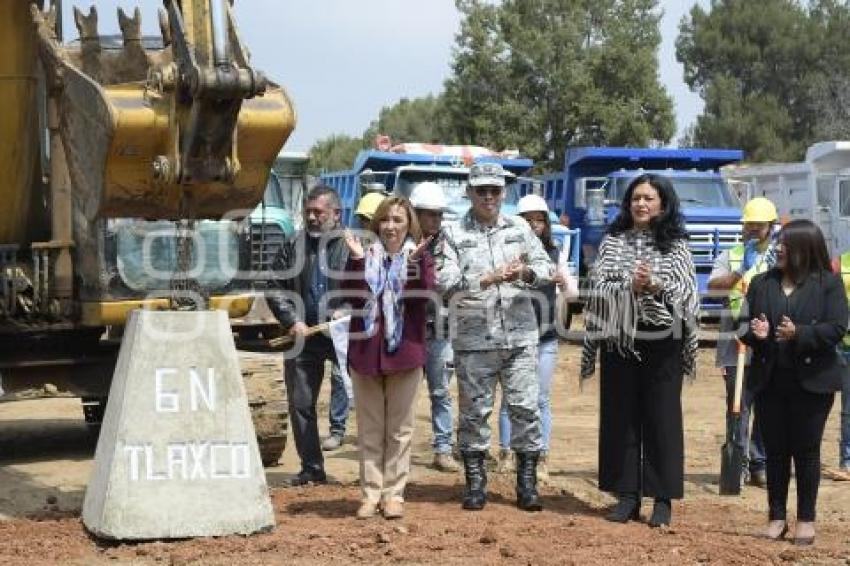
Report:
778,219,831,283
607,173,687,253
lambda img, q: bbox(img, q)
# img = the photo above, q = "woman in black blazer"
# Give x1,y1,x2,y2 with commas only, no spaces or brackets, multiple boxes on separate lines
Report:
740,219,848,545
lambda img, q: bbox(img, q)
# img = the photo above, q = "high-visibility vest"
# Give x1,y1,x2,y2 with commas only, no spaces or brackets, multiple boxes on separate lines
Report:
728,242,771,318
831,252,850,349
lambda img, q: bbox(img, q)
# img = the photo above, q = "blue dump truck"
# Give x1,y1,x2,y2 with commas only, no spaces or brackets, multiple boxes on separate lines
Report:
321,143,580,271
523,147,745,313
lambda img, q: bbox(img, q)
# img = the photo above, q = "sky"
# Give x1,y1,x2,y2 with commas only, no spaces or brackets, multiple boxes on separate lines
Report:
60,0,708,152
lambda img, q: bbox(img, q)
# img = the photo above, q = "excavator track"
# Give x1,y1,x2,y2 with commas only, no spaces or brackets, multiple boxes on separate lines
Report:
238,350,288,467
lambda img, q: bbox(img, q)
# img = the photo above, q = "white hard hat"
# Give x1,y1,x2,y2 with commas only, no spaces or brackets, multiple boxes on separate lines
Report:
409,182,449,211
517,194,549,215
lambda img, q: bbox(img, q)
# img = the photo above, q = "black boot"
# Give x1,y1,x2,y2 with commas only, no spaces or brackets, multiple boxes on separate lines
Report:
648,498,671,528
461,451,487,510
605,492,640,522
515,451,543,512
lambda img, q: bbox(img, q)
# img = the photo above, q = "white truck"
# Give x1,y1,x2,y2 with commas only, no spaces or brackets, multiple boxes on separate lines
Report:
722,141,850,255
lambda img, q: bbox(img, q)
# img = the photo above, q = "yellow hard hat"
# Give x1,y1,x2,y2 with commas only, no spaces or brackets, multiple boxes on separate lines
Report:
355,192,386,221
741,197,777,223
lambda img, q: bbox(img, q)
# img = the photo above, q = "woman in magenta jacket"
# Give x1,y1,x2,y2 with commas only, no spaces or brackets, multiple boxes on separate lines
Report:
342,195,435,520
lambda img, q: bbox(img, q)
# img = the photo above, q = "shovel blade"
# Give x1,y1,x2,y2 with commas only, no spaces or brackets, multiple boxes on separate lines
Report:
719,436,745,495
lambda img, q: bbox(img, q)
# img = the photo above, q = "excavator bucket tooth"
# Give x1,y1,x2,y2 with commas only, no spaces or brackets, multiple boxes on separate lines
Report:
73,6,98,42
117,7,142,44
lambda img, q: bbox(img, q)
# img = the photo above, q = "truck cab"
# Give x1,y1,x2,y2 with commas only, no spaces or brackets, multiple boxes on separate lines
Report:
244,152,306,276
723,141,850,257
531,147,745,312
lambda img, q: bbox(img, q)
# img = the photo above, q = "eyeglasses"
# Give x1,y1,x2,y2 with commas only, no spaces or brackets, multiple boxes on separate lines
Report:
474,187,503,197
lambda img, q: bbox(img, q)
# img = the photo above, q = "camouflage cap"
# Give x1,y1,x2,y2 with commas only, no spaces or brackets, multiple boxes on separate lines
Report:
468,162,507,188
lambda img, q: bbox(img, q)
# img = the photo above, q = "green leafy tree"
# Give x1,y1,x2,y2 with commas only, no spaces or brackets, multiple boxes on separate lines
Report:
362,94,455,145
808,0,850,141
308,95,457,174
444,0,675,171
676,0,850,161
306,134,366,175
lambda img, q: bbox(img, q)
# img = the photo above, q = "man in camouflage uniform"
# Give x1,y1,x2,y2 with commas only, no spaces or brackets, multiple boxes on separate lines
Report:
440,162,554,512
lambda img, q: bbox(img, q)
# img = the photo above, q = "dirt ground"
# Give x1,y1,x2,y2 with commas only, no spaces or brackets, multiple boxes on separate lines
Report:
1,339,850,565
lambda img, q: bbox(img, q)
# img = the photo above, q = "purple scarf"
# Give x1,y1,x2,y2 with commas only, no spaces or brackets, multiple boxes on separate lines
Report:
363,238,413,353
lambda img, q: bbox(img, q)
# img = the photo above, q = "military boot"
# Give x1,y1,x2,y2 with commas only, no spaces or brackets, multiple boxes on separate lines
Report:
516,451,543,512
461,451,487,510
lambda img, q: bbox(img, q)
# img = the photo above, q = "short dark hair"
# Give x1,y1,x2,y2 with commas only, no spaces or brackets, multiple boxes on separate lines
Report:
305,184,341,210
607,173,687,253
778,219,831,283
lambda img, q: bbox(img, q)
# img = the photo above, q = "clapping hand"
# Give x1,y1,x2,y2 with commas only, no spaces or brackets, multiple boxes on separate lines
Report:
750,313,770,340
775,315,796,342
344,230,364,259
632,261,652,292
501,258,526,282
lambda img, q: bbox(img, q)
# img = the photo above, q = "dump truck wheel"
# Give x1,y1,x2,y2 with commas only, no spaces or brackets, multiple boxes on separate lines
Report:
239,351,288,467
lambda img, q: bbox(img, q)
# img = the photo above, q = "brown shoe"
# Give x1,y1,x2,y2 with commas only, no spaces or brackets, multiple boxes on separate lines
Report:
356,501,379,520
792,521,815,545
433,452,460,472
382,499,404,520
749,469,767,488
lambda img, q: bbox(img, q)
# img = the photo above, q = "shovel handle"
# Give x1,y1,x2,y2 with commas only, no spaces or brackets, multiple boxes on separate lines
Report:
732,340,746,415
268,322,332,349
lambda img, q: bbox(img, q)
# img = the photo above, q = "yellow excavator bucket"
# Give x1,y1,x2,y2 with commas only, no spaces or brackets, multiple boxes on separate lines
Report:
34,0,295,221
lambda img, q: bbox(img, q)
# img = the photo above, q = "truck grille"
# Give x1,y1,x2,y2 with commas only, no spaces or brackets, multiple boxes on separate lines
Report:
687,225,743,265
249,222,286,273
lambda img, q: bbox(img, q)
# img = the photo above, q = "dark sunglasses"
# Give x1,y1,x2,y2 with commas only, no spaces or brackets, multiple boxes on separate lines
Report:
474,186,503,197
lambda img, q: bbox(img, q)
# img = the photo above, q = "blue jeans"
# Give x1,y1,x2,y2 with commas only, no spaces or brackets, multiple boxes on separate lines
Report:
425,337,454,454
498,339,557,452
328,364,350,437
841,371,850,468
724,366,766,473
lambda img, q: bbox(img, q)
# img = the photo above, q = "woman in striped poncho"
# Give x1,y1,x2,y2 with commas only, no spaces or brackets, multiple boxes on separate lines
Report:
580,173,699,528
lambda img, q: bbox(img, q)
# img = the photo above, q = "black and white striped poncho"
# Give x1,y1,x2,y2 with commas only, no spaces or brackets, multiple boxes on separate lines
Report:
579,230,699,380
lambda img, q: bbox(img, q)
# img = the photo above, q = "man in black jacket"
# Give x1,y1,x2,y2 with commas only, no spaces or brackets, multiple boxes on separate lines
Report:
267,185,350,486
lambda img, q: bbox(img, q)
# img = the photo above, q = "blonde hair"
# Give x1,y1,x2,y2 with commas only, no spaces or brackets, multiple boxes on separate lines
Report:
369,196,422,243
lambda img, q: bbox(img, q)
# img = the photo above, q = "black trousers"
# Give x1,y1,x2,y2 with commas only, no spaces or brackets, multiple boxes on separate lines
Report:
599,337,685,499
284,334,337,475
757,373,834,521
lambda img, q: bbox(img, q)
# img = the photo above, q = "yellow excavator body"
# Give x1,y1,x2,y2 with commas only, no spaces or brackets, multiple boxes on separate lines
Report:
0,1,296,327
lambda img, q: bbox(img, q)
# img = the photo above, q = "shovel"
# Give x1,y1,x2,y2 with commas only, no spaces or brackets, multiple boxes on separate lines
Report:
719,340,747,495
